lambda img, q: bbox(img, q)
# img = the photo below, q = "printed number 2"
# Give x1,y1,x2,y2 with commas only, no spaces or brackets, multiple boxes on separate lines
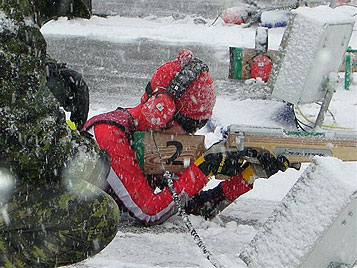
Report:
166,141,184,165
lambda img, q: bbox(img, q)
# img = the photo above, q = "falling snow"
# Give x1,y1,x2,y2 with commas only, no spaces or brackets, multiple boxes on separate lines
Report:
1,3,356,268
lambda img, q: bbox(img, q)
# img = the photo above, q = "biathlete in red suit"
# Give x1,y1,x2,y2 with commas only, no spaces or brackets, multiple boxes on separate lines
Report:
83,50,288,226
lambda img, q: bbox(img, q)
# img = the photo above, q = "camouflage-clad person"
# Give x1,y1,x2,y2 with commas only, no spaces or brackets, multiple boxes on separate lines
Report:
0,0,119,267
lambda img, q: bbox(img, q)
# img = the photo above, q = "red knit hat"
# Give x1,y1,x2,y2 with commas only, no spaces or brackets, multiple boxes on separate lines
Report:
142,49,216,121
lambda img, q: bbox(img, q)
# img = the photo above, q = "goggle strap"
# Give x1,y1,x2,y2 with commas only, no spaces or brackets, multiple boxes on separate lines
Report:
166,58,209,99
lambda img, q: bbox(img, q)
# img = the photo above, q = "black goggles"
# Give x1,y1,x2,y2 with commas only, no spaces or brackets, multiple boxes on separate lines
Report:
174,113,209,134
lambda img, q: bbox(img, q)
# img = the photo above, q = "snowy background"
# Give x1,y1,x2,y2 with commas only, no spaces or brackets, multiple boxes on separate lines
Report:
40,3,357,268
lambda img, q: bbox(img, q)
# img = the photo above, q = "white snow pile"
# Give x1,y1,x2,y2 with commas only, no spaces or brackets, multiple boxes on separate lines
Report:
41,14,258,48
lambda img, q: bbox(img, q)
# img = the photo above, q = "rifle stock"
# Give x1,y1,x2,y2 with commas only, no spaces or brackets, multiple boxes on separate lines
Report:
226,125,357,163
134,126,357,179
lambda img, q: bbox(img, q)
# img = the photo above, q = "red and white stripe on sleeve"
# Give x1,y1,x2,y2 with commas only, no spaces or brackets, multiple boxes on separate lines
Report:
94,123,208,225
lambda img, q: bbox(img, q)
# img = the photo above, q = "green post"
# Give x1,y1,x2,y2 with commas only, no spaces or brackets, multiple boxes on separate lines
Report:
344,46,357,90
345,51,351,90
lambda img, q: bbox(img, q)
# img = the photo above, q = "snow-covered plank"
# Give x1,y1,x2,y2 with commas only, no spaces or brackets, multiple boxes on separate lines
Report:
269,6,354,104
239,156,357,267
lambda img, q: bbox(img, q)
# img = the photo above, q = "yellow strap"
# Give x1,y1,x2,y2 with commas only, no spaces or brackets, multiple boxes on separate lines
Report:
242,165,256,184
194,156,205,166
66,120,76,130
194,156,214,178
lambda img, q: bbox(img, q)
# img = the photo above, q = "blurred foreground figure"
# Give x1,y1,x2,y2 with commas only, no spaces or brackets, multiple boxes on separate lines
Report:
0,1,119,267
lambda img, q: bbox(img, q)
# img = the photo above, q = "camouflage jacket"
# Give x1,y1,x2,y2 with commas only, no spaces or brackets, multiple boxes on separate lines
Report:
0,0,99,184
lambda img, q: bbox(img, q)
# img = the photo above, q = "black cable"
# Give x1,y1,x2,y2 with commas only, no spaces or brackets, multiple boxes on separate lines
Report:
291,104,312,132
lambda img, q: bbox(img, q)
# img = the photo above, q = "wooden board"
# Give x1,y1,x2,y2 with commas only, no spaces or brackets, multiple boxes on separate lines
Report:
226,133,357,163
140,131,205,175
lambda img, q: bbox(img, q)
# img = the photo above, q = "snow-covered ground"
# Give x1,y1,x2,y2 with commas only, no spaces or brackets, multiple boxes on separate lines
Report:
41,5,357,268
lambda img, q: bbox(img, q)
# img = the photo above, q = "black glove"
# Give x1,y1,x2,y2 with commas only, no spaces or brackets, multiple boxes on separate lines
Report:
60,68,89,130
249,149,290,178
46,61,89,130
195,141,246,177
185,184,230,220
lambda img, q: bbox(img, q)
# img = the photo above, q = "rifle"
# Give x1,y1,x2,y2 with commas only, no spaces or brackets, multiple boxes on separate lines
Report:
132,125,357,178
226,124,357,162
218,125,357,179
